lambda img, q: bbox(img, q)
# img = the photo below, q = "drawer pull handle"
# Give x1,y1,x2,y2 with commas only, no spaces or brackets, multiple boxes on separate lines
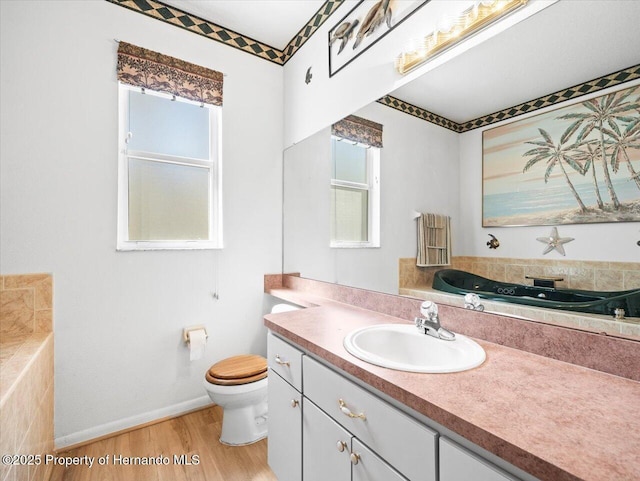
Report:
336,440,348,452
338,399,366,421
290,399,299,408
350,452,361,465
274,355,290,367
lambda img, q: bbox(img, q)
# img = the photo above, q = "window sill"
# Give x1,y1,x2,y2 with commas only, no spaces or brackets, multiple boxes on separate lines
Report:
117,241,223,251
330,242,380,249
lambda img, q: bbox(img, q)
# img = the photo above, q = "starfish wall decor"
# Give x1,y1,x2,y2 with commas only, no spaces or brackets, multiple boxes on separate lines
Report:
536,227,574,256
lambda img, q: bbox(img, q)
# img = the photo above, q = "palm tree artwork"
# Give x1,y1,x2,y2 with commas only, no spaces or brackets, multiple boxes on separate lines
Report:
482,84,640,227
556,87,639,209
603,118,640,190
522,127,587,212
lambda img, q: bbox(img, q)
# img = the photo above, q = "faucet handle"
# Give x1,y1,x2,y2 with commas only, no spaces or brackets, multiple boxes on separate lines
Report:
464,293,485,311
420,301,438,318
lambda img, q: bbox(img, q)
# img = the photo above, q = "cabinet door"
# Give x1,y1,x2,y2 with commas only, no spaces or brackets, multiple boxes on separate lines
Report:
351,439,407,481
267,370,302,481
440,438,518,481
303,399,352,481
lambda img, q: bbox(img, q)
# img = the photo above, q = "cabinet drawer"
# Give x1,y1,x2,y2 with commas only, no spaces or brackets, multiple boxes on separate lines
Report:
303,356,437,481
267,332,303,391
440,438,518,481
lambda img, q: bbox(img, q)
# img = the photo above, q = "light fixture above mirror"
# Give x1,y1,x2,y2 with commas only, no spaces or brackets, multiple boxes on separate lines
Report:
396,0,528,75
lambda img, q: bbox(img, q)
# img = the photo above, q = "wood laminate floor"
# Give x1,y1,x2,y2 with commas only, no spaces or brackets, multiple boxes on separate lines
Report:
50,406,277,481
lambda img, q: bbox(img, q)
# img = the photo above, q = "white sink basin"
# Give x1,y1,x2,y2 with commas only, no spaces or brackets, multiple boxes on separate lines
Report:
343,324,486,373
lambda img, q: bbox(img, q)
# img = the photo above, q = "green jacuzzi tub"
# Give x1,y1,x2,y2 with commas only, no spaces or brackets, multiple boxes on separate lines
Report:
433,269,640,318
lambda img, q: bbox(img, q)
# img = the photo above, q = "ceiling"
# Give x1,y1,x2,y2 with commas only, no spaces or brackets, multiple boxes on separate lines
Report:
135,1,640,126
161,0,326,50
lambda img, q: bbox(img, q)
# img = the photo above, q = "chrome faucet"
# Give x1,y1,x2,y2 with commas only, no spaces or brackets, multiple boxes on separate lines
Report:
415,301,455,341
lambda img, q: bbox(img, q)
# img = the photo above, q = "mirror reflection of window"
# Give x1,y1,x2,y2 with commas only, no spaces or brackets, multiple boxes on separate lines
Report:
330,138,380,247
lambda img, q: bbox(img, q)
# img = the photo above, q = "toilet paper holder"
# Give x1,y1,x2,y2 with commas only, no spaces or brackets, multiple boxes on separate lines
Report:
183,325,209,344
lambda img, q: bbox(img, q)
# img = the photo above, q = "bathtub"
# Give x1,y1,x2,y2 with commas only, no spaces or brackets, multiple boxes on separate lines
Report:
433,269,640,318
0,333,54,481
0,273,54,481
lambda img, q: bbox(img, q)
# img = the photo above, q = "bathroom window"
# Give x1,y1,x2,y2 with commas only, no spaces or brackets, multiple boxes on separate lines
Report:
117,84,222,250
330,137,380,248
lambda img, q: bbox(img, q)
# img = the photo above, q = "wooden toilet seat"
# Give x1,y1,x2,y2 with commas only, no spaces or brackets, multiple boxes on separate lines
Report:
205,354,268,386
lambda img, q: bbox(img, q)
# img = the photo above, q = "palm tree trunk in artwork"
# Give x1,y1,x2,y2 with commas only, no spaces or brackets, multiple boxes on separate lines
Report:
623,148,640,190
597,122,621,209
559,160,587,212
591,159,605,209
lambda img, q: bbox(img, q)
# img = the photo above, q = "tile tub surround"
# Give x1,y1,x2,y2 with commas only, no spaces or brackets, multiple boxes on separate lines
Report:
399,257,640,338
1,273,54,481
263,298,640,481
0,333,54,481
0,274,53,336
398,257,640,292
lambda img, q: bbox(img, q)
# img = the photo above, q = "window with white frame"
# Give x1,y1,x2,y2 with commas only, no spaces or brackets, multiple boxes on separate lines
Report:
117,84,222,250
330,136,380,248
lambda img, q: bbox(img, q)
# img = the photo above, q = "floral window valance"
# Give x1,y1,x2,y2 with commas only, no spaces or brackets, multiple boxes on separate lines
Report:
331,115,383,148
117,42,223,107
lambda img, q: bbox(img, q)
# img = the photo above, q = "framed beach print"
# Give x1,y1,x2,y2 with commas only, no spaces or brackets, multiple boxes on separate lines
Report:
482,84,640,227
328,0,429,77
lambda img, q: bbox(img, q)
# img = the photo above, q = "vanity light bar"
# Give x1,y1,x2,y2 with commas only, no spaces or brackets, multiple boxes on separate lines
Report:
395,0,528,75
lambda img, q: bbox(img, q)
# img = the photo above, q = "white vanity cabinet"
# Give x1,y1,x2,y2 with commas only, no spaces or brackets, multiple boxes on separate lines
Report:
267,333,304,481
303,356,437,481
303,399,407,481
440,437,517,481
267,332,527,481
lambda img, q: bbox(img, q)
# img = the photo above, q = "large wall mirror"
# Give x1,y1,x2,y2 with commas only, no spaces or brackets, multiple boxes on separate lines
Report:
283,1,640,338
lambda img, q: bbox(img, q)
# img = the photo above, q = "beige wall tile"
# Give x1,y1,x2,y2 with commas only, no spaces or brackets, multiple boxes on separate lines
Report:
485,263,506,282
609,262,640,271
2,274,52,312
623,270,640,289
34,310,52,333
580,260,610,270
0,394,16,481
0,289,35,335
3,274,49,290
33,277,52,311
505,265,525,284
5,465,15,481
569,268,595,290
471,262,491,277
595,269,624,291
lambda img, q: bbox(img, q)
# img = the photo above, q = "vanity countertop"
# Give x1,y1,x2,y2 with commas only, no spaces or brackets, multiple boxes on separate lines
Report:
264,289,640,481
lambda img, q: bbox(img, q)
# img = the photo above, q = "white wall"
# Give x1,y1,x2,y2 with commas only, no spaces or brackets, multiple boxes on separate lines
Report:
283,102,458,294
283,0,556,147
458,80,640,262
0,1,283,445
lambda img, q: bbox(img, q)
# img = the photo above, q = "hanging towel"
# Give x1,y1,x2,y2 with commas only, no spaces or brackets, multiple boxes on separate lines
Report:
417,213,451,266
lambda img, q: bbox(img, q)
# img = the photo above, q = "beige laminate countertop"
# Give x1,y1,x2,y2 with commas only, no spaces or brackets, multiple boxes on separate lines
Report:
264,293,640,481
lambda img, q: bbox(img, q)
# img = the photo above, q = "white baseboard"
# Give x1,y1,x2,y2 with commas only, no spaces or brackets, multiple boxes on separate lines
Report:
55,395,213,450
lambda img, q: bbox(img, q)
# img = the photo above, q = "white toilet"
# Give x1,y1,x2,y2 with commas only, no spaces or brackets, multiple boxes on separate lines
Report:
203,304,298,446
203,354,268,446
